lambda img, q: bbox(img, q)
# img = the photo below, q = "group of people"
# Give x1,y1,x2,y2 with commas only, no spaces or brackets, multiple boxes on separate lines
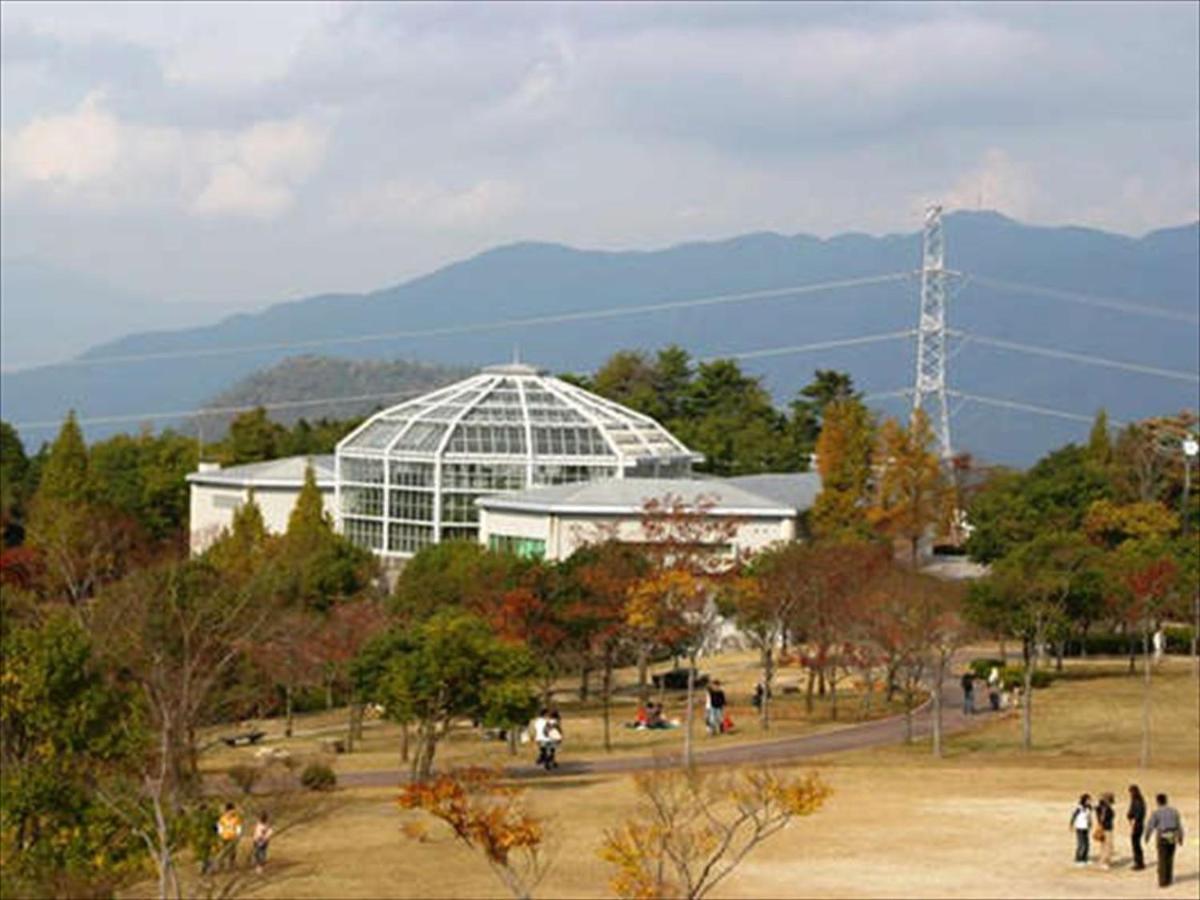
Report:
631,700,676,730
960,667,1008,715
202,802,274,876
1070,787,1186,887
529,708,563,771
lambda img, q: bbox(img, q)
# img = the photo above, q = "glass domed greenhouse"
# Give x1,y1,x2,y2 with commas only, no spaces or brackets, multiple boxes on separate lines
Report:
335,363,701,558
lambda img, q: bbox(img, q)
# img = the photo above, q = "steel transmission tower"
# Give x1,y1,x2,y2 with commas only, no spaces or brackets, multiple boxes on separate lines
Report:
912,204,953,459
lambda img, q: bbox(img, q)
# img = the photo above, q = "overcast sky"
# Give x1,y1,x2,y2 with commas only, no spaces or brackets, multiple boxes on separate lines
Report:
1,1,1197,307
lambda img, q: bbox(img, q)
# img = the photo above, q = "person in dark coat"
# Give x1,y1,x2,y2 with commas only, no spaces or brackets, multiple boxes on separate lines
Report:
960,671,975,715
1127,785,1147,871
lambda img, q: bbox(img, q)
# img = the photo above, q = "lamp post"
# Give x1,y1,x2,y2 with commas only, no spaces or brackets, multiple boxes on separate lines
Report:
1183,436,1198,675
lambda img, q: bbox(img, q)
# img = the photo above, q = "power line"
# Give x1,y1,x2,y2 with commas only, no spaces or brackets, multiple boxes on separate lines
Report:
962,274,1200,325
947,389,1126,427
12,389,429,433
56,272,913,369
13,332,918,434
699,330,914,363
952,330,1200,383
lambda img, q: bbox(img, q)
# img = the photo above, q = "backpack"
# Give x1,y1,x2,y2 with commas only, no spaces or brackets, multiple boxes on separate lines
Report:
217,813,241,842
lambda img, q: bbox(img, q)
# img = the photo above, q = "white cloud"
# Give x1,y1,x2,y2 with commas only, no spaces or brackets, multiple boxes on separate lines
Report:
5,92,122,186
2,93,327,218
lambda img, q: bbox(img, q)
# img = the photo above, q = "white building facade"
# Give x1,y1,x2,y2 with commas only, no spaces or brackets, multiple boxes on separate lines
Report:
334,363,701,560
186,455,335,554
477,473,821,563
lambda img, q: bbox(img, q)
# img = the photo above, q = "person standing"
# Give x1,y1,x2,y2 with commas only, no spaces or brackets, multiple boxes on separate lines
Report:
706,680,727,736
960,671,975,715
1070,794,1093,866
1127,785,1147,871
1095,793,1115,869
216,802,243,871
987,666,1002,712
530,709,551,770
1145,793,1186,887
252,811,274,875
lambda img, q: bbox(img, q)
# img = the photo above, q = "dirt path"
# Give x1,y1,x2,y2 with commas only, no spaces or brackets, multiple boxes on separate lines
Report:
339,676,988,787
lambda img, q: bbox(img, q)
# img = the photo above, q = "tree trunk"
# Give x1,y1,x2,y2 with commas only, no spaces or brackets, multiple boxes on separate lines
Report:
579,663,590,702
1129,636,1137,675
805,668,815,714
1140,627,1152,768
637,644,649,705
602,654,614,753
683,654,697,769
931,654,944,758
998,636,1007,665
325,676,334,710
904,685,914,744
507,727,517,756
1021,643,1036,752
1054,641,1064,672
830,673,839,722
818,667,827,698
760,646,773,732
400,720,409,764
284,682,294,739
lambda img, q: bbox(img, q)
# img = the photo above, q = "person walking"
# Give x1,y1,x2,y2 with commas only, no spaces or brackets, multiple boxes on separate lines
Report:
987,666,1002,712
1095,793,1115,869
1070,794,1093,866
960,671,975,715
1127,785,1147,871
705,680,727,736
1145,793,1186,887
252,811,274,875
545,708,563,770
530,709,552,770
216,802,243,872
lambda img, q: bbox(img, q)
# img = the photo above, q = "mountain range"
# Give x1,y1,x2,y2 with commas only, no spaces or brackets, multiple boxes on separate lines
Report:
2,211,1196,465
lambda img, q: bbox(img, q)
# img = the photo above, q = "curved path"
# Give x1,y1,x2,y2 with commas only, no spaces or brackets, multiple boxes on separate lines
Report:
339,677,995,789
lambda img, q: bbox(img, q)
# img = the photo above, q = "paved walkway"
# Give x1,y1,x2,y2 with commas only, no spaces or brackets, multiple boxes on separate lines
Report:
339,676,1000,788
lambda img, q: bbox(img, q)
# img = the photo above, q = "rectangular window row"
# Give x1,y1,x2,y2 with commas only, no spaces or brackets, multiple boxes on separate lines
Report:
488,534,547,560
341,486,383,516
390,461,434,486
446,425,527,455
442,463,527,490
532,426,609,456
441,526,479,544
388,522,433,554
343,517,383,550
441,492,482,524
341,457,385,484
533,464,615,485
389,489,434,522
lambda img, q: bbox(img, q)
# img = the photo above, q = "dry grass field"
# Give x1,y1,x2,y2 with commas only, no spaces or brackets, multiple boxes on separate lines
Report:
165,656,1198,899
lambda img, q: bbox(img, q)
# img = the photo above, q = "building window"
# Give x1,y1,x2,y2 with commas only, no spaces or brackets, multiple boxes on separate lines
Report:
441,493,481,524
389,461,434,487
343,517,383,550
488,534,546,560
441,526,479,543
341,486,383,516
389,489,434,522
533,464,615,485
442,463,526,490
342,457,385,483
388,522,433,554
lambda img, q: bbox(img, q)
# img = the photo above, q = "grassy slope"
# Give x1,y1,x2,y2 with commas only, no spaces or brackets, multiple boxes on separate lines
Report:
160,656,1199,899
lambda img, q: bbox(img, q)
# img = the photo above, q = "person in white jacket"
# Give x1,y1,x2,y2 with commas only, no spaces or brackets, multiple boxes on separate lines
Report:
1070,794,1094,866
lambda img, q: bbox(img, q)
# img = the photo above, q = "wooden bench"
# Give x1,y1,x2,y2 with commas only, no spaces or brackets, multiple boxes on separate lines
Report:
221,730,266,747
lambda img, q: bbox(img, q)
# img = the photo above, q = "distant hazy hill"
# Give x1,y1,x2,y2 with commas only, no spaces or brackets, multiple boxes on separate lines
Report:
0,257,252,371
4,211,1196,464
196,356,471,434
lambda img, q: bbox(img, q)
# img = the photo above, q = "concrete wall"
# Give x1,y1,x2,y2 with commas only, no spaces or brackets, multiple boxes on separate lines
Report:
188,483,336,555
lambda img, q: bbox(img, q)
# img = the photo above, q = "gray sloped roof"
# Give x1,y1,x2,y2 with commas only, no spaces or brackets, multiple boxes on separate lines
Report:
475,474,820,517
724,473,822,510
185,454,335,489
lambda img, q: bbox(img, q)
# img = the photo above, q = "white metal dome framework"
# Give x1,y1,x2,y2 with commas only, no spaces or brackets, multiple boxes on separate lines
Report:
335,362,701,557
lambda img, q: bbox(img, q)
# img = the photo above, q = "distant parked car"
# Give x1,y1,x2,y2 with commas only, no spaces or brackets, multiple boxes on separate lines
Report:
651,668,709,691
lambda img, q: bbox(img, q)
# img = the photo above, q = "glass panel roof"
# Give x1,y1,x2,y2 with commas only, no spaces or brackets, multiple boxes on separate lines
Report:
337,365,699,466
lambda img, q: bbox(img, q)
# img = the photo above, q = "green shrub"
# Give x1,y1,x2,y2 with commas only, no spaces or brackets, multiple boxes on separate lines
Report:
300,762,337,792
969,658,1004,678
1062,628,1195,658
998,666,1053,691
